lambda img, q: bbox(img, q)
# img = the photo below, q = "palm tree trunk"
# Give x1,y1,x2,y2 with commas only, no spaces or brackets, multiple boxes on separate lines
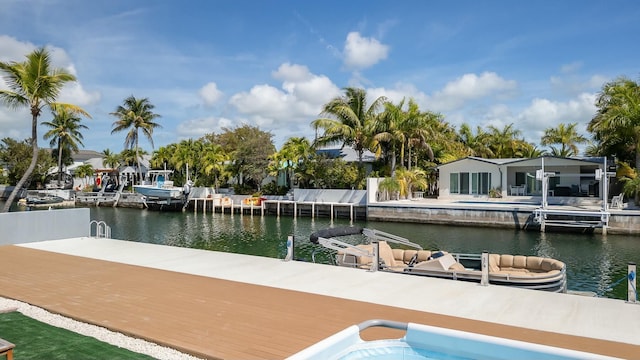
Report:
390,149,397,176
135,134,143,185
2,113,39,212
57,140,63,185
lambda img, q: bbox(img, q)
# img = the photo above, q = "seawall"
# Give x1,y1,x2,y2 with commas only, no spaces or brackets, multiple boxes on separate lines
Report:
367,201,640,235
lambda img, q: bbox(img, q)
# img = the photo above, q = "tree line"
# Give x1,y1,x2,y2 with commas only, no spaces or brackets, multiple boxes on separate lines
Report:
2,47,640,212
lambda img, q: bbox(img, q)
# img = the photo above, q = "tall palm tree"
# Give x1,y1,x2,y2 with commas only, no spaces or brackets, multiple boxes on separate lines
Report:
486,124,524,158
404,106,438,170
312,87,386,167
0,47,86,212
520,142,547,158
370,99,406,175
42,104,90,185
540,123,587,157
173,139,203,183
150,144,176,169
111,96,161,185
458,123,494,158
588,77,640,169
201,142,228,189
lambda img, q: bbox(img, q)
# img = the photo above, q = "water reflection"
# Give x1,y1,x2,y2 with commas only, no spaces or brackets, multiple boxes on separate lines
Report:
87,207,640,300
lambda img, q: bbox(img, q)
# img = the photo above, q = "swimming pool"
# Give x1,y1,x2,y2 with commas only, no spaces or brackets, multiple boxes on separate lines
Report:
287,320,619,360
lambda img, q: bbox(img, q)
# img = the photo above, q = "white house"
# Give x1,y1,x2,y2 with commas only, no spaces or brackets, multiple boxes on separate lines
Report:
437,156,610,200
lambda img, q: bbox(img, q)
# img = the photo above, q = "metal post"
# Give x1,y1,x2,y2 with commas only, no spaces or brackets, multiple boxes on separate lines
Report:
603,157,608,212
371,242,379,272
628,262,637,303
480,251,489,286
284,235,294,261
541,157,547,209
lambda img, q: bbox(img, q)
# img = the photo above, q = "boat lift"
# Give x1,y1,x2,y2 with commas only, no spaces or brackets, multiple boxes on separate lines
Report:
534,157,613,234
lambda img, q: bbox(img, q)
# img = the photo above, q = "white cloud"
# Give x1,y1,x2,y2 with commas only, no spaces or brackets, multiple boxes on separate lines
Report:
560,61,583,73
199,82,223,106
550,74,608,97
430,72,517,112
516,93,597,143
367,83,430,109
175,116,234,139
343,32,389,70
59,83,101,106
272,63,313,82
229,63,341,133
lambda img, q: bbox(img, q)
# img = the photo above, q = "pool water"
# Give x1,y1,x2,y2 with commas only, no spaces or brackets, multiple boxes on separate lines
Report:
336,340,462,360
287,321,617,360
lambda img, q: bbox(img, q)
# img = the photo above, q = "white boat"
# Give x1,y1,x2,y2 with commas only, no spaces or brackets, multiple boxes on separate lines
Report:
133,170,190,200
309,226,567,293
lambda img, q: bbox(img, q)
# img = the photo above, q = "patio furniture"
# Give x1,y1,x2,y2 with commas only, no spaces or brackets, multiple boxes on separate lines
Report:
611,194,624,209
0,338,14,360
509,185,525,196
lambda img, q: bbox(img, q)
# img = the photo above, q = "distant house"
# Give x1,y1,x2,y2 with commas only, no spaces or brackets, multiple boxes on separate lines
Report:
316,145,377,173
436,156,610,200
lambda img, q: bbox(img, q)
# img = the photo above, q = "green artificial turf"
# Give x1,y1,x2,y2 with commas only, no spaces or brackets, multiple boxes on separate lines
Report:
0,311,156,360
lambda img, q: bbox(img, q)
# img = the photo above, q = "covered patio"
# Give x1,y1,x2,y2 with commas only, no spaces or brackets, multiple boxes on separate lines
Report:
437,156,613,205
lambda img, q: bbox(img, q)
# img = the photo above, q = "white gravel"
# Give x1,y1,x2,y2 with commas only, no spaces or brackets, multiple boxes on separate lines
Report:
0,296,203,360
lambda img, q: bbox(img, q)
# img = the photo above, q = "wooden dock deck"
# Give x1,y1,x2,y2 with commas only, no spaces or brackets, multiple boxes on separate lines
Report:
0,244,638,359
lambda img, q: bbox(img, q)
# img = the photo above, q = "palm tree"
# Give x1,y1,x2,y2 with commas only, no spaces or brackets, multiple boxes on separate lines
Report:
173,139,203,184
394,167,428,199
370,100,404,175
540,123,587,157
404,107,438,170
0,47,86,212
520,142,547,158
458,123,494,158
42,104,90,186
102,149,122,170
588,77,640,169
74,163,94,188
312,87,386,168
275,137,314,188
201,142,228,189
486,124,524,158
150,144,176,169
111,96,161,185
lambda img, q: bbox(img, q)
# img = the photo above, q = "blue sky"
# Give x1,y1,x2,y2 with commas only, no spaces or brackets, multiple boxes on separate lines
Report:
1,0,639,154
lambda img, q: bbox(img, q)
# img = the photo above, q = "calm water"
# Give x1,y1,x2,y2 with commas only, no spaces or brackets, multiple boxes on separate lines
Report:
85,206,640,300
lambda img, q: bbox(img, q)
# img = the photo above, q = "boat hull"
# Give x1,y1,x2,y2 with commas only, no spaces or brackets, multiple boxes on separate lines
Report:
133,185,184,200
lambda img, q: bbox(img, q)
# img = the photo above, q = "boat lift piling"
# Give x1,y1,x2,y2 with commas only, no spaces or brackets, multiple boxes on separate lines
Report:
535,157,612,234
628,262,637,304
480,251,489,286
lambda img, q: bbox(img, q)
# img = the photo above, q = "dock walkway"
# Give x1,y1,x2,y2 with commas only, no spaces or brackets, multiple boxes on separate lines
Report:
0,238,638,359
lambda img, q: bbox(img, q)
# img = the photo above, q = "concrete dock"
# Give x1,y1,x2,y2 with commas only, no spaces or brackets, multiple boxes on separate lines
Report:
1,237,638,359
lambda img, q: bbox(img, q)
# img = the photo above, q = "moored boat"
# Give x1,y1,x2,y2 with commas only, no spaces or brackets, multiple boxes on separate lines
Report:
309,226,567,293
133,170,188,200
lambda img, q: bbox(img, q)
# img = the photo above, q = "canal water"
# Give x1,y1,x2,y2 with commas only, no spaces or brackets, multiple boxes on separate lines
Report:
87,206,640,300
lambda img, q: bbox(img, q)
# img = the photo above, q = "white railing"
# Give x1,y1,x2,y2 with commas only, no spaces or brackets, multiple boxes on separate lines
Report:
90,220,111,238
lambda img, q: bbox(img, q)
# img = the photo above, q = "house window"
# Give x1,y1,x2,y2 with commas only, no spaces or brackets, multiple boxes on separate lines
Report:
472,172,491,195
451,172,490,194
450,173,459,194
460,172,470,194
